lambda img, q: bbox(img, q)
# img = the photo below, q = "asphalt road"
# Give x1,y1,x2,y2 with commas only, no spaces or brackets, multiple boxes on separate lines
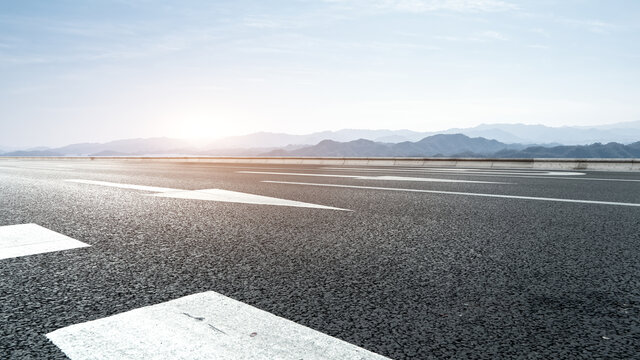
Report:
1,159,639,359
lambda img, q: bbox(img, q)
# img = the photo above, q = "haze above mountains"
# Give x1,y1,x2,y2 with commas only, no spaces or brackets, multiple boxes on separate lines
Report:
2,121,640,158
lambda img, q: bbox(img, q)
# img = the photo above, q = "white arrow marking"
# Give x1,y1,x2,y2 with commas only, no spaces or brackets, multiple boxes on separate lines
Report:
238,171,507,184
47,291,391,360
65,179,347,211
0,224,90,260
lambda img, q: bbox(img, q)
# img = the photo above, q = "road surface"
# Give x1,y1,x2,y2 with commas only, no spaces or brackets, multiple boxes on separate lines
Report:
1,159,639,359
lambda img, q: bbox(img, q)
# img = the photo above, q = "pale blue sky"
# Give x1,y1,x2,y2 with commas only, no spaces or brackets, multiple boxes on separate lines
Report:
1,0,639,147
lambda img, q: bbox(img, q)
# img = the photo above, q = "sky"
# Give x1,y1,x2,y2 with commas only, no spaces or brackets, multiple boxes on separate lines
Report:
1,0,639,148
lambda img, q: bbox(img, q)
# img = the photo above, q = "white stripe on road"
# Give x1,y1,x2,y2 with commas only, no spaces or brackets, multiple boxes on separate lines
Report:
66,179,178,193
321,167,585,176
150,189,348,210
0,165,74,172
66,179,347,211
47,291,390,360
238,171,506,184
0,224,90,260
319,168,640,183
263,181,640,207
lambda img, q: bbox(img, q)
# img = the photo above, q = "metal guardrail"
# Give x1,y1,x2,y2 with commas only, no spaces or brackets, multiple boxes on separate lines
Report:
1,156,640,171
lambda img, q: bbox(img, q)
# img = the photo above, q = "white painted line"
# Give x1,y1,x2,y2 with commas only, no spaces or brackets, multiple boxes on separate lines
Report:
150,189,348,211
47,291,390,360
0,165,74,172
320,168,640,183
543,176,640,183
183,165,640,182
238,171,506,184
0,224,90,260
66,179,348,210
66,179,178,193
321,167,586,176
263,181,640,208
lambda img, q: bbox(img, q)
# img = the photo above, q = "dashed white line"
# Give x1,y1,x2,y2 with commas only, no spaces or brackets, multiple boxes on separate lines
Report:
0,224,90,260
47,291,390,360
262,181,640,207
238,171,506,184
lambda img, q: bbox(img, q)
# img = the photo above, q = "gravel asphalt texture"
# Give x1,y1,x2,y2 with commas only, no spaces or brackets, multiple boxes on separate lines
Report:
1,160,639,359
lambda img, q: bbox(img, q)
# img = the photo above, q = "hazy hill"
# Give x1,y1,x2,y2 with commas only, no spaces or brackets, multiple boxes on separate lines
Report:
408,134,523,155
206,129,427,149
265,135,640,158
54,137,194,156
495,141,640,158
207,121,640,148
266,139,393,157
2,121,639,156
0,150,63,157
265,134,523,157
446,122,640,145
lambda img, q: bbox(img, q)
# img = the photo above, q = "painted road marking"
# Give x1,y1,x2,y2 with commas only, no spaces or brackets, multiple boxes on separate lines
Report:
321,167,586,176
47,291,390,360
150,189,348,210
65,179,347,211
238,171,506,184
66,179,177,193
320,168,640,183
263,181,640,208
0,224,90,260
0,165,73,172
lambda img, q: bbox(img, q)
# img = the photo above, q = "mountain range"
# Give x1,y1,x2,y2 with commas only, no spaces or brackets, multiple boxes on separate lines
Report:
435,121,640,145
205,121,640,147
495,142,640,158
2,134,639,158
265,135,640,158
264,134,526,157
1,121,639,158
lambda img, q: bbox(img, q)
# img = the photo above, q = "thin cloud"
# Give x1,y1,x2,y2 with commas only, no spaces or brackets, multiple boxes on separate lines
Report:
560,18,615,33
242,15,306,29
434,30,509,42
529,28,550,37
519,12,618,34
325,0,517,13
477,30,508,41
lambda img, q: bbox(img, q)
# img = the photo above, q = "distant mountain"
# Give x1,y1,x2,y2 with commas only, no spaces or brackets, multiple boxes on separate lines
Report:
0,145,37,153
1,150,63,156
206,129,428,149
54,137,194,156
266,139,392,157
88,150,134,156
409,134,524,155
445,122,640,145
264,135,640,158
2,120,639,157
265,134,524,157
208,122,640,148
574,120,640,130
495,141,640,158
